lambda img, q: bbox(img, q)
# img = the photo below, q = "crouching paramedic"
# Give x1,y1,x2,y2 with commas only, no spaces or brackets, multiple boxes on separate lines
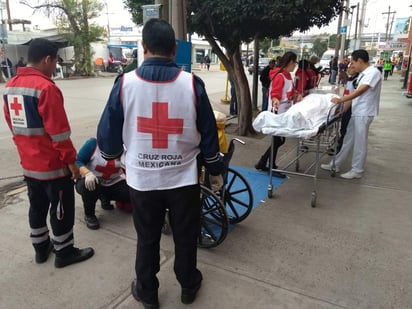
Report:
75,137,130,230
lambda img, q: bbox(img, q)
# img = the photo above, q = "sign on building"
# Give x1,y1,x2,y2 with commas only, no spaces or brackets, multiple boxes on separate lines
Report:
142,4,162,25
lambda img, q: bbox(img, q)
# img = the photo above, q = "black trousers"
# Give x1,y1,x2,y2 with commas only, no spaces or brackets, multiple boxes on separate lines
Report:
130,184,202,304
337,106,352,152
75,178,130,216
258,136,286,169
26,176,75,256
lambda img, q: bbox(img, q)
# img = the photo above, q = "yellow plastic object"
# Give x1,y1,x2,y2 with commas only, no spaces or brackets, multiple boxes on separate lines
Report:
214,111,228,153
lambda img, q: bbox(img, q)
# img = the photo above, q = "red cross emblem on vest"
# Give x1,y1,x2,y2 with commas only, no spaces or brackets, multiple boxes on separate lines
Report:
137,102,184,149
95,160,121,179
10,97,23,116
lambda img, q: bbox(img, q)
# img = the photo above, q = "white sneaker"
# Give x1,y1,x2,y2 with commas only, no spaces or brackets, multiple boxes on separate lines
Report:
320,163,340,172
340,170,362,179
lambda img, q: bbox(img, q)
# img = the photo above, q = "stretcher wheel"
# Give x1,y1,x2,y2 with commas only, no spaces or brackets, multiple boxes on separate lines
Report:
267,183,273,198
311,191,317,207
223,168,253,224
198,186,228,248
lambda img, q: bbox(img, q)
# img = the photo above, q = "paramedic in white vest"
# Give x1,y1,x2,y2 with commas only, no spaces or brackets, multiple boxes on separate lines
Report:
75,137,130,230
96,18,224,308
321,49,382,179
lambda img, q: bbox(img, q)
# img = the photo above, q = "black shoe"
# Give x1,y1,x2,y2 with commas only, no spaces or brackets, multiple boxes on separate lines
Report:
131,279,159,309
101,202,114,210
327,148,336,156
85,215,100,230
272,171,286,179
35,241,54,264
55,247,94,268
254,163,269,172
181,281,201,304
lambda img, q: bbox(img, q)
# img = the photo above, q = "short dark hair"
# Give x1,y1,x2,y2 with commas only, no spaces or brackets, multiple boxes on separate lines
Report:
143,18,176,56
28,38,58,64
351,49,369,63
298,59,309,70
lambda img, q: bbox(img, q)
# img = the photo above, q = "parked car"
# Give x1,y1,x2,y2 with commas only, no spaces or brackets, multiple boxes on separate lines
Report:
319,50,335,75
248,57,271,75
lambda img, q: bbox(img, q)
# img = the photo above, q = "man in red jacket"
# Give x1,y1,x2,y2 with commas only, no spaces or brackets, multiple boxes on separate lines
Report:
3,38,94,268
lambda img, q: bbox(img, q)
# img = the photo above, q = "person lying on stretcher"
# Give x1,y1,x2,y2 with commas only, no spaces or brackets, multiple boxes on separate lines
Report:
253,93,341,139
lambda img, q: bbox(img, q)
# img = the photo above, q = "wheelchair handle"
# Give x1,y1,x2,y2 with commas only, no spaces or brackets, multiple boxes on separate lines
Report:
232,138,245,145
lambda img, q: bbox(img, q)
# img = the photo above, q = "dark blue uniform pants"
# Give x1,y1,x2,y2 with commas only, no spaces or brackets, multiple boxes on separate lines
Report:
26,176,75,256
130,184,202,304
75,178,130,216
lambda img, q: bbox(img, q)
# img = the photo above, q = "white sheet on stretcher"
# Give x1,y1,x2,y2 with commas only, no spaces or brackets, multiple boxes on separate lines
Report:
253,93,340,139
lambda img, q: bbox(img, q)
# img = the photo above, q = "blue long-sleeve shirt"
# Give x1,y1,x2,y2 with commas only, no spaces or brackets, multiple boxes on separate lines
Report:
97,57,223,175
76,137,97,168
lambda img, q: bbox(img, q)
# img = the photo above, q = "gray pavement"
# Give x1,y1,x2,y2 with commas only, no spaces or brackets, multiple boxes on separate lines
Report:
1,69,412,309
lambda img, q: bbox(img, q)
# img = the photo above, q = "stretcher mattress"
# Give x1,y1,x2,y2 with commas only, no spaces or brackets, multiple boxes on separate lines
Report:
253,93,339,139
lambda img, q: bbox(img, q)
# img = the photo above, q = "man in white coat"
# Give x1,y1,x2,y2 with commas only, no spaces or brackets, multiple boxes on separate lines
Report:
321,49,382,179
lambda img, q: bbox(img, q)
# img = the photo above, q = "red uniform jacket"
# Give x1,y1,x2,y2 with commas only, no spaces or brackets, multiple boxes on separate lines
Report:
3,67,76,180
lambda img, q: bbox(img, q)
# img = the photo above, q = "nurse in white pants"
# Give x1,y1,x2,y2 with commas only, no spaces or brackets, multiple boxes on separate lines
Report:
321,49,382,179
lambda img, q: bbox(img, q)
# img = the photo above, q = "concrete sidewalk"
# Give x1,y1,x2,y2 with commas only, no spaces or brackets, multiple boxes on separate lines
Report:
1,74,412,309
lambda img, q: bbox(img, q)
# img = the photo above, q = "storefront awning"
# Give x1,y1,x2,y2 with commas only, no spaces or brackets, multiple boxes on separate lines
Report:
22,34,69,48
108,43,137,49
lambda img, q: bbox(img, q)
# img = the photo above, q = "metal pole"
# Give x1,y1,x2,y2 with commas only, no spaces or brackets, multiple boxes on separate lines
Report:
104,1,110,42
357,0,367,49
402,16,412,90
0,1,10,80
402,47,412,90
335,8,343,59
252,38,259,111
382,6,391,45
5,0,10,31
354,3,359,40
340,0,349,59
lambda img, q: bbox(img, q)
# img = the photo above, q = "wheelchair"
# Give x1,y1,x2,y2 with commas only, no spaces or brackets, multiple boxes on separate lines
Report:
162,138,254,249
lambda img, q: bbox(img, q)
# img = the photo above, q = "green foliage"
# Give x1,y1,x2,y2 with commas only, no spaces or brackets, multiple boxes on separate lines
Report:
23,0,104,75
329,34,338,49
312,38,328,57
259,38,272,54
122,0,153,24
187,0,343,53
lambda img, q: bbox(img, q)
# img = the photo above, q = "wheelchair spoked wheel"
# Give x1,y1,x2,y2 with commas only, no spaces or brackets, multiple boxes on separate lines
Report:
198,185,229,249
223,168,253,224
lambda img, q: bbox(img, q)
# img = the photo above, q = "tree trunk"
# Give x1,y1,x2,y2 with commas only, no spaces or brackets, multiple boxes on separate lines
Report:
251,37,259,111
231,48,255,136
204,36,255,136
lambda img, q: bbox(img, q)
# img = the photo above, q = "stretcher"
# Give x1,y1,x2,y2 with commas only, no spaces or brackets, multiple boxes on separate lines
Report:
253,93,344,207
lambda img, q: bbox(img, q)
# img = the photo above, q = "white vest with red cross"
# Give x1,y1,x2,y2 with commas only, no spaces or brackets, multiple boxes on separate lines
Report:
276,73,294,114
121,70,201,191
87,146,124,186
268,73,294,114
